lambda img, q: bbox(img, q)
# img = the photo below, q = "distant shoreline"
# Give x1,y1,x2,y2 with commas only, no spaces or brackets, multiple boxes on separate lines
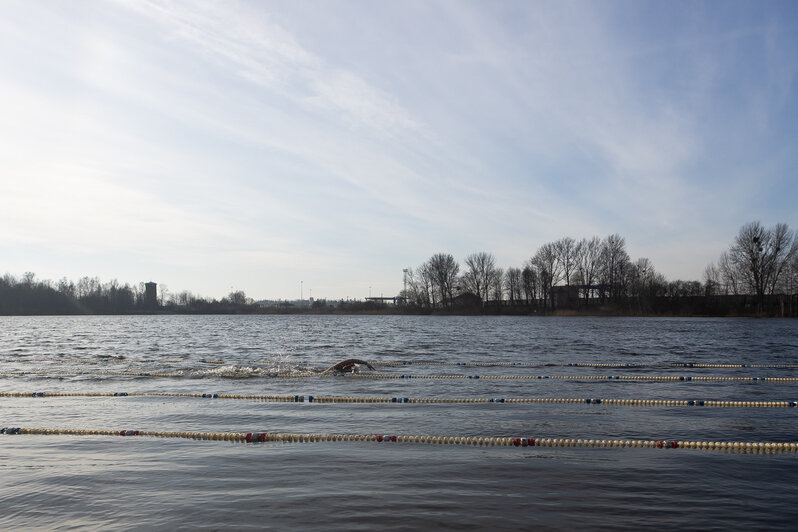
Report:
2,307,794,318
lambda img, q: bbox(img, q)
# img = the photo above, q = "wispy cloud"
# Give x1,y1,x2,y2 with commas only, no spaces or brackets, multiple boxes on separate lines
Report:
1,0,796,296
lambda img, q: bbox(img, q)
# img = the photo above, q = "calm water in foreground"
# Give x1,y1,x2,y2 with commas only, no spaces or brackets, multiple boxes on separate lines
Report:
1,315,797,530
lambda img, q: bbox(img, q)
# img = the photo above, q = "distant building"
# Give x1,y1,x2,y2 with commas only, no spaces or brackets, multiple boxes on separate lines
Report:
144,282,158,308
552,285,579,308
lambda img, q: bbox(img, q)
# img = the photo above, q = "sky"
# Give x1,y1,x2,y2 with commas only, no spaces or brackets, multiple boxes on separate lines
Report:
1,0,797,301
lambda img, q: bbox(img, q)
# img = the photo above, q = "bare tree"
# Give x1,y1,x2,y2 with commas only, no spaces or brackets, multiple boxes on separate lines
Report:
553,237,580,286
461,252,496,303
158,284,168,307
717,251,741,295
427,253,460,308
703,263,721,296
788,254,798,296
227,290,249,306
727,221,797,311
575,236,601,303
505,267,522,303
599,234,630,302
490,267,505,302
630,257,655,298
57,277,76,298
418,262,436,308
404,266,432,309
531,242,561,308
521,265,538,305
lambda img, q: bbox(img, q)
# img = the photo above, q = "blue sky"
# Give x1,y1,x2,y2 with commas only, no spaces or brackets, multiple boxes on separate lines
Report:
1,0,796,301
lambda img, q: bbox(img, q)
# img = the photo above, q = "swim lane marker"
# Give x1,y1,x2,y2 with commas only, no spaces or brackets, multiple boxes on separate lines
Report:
2,392,796,408
1,426,795,454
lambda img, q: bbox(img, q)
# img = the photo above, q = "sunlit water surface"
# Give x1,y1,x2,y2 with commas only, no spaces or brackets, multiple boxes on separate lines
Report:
1,315,797,530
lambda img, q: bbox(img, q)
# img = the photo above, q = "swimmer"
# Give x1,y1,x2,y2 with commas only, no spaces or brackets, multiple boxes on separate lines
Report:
320,358,376,375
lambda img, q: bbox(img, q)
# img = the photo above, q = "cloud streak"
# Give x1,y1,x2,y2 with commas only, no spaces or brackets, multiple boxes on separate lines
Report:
1,0,796,298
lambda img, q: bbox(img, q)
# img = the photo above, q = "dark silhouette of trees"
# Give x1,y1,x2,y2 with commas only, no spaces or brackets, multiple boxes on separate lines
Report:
708,221,797,313
521,266,538,305
462,252,497,304
490,266,504,302
0,273,82,314
599,234,631,302
427,253,460,309
4,222,796,317
575,236,602,302
529,242,560,309
403,264,433,309
553,237,579,287
505,267,522,303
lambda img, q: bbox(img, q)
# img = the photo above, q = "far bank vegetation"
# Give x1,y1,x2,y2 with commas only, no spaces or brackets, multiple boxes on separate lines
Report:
1,221,796,316
402,221,798,317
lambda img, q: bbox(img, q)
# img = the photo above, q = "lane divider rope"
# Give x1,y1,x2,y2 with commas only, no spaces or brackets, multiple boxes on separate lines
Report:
374,362,798,369
26,360,798,369
2,391,796,408
2,371,798,382
340,374,798,382
1,426,795,453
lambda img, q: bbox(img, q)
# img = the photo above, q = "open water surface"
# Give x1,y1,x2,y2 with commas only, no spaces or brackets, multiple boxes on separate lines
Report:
1,315,797,530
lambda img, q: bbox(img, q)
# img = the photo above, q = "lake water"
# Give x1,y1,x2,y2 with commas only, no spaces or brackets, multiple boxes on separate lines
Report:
1,315,797,530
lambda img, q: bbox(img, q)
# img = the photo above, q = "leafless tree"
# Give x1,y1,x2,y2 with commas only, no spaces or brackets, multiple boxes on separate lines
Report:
427,253,460,308
489,267,504,302
727,221,797,311
788,254,798,296
575,236,601,303
172,291,195,307
404,265,433,309
717,251,741,295
599,234,630,301
703,264,721,296
461,252,496,303
57,277,76,298
158,284,169,306
630,257,655,298
554,237,580,286
521,266,538,305
227,290,249,305
531,242,561,308
505,267,523,303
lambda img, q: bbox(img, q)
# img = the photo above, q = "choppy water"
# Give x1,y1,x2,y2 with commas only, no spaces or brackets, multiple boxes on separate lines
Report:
1,315,797,530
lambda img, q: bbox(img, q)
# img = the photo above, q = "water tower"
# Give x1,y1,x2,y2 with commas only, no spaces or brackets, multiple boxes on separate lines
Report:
145,282,158,308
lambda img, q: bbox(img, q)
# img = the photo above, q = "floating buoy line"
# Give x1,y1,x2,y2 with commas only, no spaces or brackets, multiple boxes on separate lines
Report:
2,371,798,382
1,426,795,454
2,391,796,408
6,365,796,456
341,374,798,382
373,361,798,369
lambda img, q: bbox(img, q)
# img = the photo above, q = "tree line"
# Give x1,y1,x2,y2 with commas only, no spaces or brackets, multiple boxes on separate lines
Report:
403,222,798,316
0,273,254,315
2,221,796,316
704,221,798,313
